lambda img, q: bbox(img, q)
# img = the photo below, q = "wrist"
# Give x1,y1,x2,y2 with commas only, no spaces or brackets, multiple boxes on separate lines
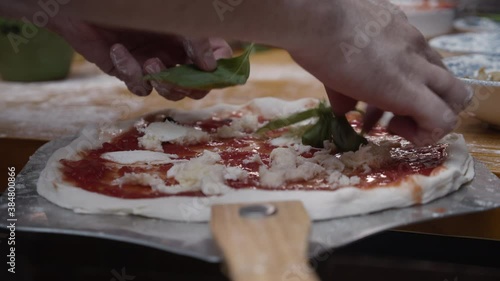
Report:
265,0,346,52
216,0,328,51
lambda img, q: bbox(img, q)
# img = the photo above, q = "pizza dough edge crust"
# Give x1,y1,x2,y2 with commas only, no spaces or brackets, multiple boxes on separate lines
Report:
37,98,475,222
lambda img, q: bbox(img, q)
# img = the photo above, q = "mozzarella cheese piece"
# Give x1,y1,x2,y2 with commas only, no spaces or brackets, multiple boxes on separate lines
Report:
242,154,264,165
310,150,345,171
224,166,249,181
292,143,312,154
259,147,324,188
340,143,391,172
113,173,164,187
101,150,181,165
138,121,209,151
167,150,248,195
269,135,301,147
327,171,361,187
112,173,195,194
259,144,378,189
216,114,260,138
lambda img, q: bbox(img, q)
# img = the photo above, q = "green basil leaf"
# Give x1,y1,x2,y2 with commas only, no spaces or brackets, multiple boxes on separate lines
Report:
331,116,368,152
255,108,319,134
144,44,254,90
302,119,326,148
256,100,367,152
320,112,334,147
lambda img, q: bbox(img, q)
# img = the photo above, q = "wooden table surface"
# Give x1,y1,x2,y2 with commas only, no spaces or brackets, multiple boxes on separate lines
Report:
1,49,499,240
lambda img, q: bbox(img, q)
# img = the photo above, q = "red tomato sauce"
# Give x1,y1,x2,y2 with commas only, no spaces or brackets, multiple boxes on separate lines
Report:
60,116,447,199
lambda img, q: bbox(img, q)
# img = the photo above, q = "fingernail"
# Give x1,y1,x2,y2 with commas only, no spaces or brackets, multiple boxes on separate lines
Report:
130,85,151,97
145,59,162,74
110,45,130,75
110,45,127,63
464,84,474,107
183,40,195,59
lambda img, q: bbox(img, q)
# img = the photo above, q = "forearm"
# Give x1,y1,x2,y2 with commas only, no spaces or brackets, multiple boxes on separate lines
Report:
11,0,325,49
67,0,310,46
0,1,36,18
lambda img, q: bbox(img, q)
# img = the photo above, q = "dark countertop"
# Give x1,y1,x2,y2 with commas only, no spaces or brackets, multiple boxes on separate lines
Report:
2,230,499,281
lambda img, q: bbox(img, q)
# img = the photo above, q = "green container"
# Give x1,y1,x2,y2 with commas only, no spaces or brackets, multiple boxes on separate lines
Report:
0,18,74,82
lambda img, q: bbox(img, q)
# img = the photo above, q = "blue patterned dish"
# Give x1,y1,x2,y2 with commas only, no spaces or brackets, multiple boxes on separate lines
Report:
430,33,500,55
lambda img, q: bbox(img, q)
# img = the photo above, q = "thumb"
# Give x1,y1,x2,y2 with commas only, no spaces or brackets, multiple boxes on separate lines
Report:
326,87,357,117
210,38,233,60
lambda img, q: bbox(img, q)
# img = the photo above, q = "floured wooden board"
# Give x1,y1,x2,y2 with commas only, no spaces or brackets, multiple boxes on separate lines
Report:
458,116,500,177
0,50,323,140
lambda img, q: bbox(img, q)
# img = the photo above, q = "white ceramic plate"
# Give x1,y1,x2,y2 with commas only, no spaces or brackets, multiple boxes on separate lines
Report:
430,33,500,55
391,1,456,38
405,8,455,38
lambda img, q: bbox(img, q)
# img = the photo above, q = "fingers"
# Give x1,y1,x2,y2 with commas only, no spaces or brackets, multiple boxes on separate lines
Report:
144,58,182,101
185,90,210,100
183,37,232,71
425,63,473,114
111,37,231,101
144,58,210,101
326,88,358,117
366,57,465,145
387,116,418,141
210,37,233,59
362,105,384,133
387,116,447,147
183,38,217,71
141,37,229,101
424,47,446,69
110,44,152,96
391,84,457,145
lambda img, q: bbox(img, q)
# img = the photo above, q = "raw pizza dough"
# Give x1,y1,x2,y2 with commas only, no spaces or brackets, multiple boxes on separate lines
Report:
37,98,475,221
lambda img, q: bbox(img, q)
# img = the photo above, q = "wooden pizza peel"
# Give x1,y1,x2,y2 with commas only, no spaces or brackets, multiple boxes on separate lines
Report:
211,201,319,281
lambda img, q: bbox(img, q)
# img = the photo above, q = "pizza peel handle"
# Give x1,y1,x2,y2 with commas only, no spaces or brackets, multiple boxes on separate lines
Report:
210,201,320,281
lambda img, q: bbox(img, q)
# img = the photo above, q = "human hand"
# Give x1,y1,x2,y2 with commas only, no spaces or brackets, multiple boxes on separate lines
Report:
49,18,232,101
288,0,471,145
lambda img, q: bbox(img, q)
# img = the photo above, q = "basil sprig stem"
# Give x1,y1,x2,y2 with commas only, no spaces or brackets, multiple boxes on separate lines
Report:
257,102,368,152
144,44,254,90
255,108,318,134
